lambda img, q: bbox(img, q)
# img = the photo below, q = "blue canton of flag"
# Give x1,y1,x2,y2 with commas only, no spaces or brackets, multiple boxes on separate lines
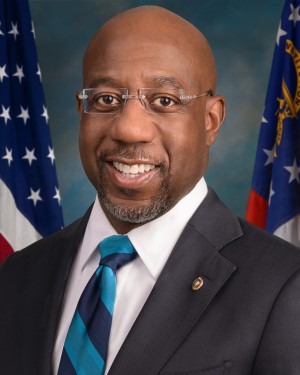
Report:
0,0,64,262
246,0,300,246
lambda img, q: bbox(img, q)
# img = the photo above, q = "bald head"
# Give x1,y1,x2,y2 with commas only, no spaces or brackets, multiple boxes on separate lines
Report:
83,6,217,91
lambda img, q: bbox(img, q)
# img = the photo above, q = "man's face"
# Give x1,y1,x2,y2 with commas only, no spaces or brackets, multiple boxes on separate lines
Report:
78,30,222,233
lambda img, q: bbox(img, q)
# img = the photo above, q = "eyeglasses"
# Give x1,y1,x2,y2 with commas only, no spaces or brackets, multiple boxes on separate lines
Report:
78,88,213,115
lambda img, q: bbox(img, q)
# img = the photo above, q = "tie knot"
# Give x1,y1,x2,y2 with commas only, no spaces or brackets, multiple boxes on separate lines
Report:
98,235,136,271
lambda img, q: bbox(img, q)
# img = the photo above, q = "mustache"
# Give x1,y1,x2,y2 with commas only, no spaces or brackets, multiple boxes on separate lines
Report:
98,146,163,165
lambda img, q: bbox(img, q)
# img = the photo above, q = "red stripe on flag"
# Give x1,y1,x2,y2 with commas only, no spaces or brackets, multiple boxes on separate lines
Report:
0,233,14,264
246,189,268,229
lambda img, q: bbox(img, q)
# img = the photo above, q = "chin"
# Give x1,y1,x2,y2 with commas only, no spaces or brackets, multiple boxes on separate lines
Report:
99,193,171,224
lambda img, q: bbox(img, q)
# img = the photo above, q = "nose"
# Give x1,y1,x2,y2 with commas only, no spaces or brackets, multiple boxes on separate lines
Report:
109,99,156,144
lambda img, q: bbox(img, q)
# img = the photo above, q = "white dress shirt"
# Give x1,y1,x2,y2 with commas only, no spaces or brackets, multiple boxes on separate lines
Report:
52,178,208,375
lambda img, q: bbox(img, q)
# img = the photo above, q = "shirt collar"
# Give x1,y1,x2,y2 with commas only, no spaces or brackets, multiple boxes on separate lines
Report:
80,178,207,278
128,177,207,279
79,200,118,272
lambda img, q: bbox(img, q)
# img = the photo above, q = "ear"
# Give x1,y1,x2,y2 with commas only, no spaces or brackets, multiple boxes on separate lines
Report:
76,91,83,113
205,95,226,146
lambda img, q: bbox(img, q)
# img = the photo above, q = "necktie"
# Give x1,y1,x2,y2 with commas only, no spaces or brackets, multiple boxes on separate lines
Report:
58,235,136,375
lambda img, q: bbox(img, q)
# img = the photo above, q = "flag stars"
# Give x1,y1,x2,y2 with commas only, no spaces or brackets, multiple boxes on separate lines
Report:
0,65,9,82
27,188,43,206
1,4,64,233
42,105,49,124
2,148,13,166
47,146,55,164
276,21,287,46
289,4,300,25
268,182,275,206
263,147,275,166
36,64,42,81
31,21,36,39
8,21,19,41
22,148,37,166
53,187,62,205
17,106,30,124
284,159,300,183
0,105,11,124
13,65,25,83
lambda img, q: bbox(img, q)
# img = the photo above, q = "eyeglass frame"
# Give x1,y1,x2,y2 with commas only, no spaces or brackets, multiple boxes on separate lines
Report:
77,87,214,115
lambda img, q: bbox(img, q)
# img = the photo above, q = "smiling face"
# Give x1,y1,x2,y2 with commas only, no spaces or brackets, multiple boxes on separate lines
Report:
78,6,225,233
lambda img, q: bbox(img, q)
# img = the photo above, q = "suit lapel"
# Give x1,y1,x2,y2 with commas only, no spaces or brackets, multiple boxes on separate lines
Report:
19,206,92,375
109,189,243,375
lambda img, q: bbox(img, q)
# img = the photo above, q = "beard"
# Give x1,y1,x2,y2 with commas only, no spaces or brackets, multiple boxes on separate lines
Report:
96,147,172,224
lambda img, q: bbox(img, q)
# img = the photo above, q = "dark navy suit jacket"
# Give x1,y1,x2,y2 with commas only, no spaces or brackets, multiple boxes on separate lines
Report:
1,189,300,374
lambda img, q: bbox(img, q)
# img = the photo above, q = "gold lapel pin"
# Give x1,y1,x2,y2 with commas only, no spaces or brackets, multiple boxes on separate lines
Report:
192,277,204,291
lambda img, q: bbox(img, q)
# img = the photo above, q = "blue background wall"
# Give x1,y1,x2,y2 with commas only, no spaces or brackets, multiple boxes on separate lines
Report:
28,0,284,225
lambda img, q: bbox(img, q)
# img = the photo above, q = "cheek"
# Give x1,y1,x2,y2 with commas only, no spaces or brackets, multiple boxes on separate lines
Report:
79,121,104,186
166,117,208,185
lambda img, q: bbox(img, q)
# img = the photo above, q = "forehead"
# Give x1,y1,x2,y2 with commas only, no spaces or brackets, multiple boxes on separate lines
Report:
83,35,200,90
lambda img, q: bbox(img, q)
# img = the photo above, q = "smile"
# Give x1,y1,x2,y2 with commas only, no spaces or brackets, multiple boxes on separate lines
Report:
113,161,156,178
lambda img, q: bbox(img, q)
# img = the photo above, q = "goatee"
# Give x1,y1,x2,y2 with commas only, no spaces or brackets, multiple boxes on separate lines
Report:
96,147,172,224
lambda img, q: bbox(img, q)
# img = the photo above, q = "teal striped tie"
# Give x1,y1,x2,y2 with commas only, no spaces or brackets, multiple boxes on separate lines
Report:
58,235,136,375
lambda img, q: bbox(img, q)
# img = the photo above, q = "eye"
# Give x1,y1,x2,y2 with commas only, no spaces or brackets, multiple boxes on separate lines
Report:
95,93,121,106
151,95,177,107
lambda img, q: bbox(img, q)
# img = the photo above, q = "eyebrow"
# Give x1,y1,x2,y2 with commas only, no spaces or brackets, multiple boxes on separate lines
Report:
144,76,181,88
87,75,182,89
88,77,122,88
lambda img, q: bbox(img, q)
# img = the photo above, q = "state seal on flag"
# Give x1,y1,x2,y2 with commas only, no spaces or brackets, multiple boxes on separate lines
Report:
275,39,300,156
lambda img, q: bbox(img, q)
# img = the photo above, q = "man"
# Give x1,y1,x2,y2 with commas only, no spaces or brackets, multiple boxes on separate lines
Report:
1,5,300,375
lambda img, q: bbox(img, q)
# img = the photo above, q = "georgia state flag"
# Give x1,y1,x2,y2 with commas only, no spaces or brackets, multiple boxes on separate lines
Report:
246,0,300,247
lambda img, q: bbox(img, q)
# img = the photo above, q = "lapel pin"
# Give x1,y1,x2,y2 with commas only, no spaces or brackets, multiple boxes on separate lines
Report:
192,277,204,291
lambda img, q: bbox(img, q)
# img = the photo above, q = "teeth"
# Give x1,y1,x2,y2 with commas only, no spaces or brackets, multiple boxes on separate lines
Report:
122,164,130,173
113,161,155,176
130,164,139,174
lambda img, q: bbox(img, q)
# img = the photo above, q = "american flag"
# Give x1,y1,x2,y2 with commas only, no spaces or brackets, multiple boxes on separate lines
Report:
0,0,64,263
246,0,300,246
